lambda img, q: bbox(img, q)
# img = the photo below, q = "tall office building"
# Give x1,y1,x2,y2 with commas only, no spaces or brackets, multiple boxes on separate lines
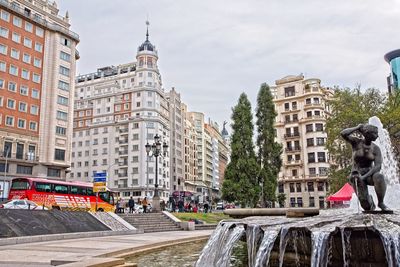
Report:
384,49,400,93
70,26,171,201
0,0,79,198
272,75,333,208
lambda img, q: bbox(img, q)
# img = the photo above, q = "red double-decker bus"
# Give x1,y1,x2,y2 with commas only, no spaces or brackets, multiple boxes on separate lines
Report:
8,177,115,212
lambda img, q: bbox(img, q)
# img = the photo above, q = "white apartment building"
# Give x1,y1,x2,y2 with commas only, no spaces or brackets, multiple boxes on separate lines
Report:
182,103,198,194
272,75,333,208
70,28,171,201
166,88,184,195
0,0,79,198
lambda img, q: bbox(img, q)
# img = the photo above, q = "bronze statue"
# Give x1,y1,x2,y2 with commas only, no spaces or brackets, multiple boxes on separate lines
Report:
341,123,391,212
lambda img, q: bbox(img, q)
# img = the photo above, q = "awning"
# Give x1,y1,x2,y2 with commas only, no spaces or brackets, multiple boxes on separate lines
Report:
326,183,354,201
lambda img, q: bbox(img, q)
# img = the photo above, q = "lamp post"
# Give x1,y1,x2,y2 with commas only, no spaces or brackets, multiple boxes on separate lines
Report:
145,134,168,212
2,147,10,201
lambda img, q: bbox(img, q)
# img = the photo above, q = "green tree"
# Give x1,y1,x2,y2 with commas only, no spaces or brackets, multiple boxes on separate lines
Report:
222,93,260,207
255,83,282,207
325,87,390,193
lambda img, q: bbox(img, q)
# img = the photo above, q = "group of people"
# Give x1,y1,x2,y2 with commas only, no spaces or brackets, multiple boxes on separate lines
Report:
169,199,210,213
115,196,150,213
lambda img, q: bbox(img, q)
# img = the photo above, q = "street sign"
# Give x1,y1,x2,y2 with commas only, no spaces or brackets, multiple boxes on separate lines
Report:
93,171,107,193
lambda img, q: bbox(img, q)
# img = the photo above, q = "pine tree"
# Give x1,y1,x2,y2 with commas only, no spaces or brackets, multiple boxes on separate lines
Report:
256,83,282,207
222,93,260,208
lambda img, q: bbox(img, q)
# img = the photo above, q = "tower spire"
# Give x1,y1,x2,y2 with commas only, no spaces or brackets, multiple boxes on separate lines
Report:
146,20,150,41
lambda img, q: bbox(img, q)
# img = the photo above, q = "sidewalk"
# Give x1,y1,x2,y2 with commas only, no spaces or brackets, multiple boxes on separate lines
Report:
0,230,213,267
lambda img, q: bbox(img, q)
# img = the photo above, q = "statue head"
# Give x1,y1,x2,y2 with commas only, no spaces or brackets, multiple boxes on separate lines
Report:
360,124,378,141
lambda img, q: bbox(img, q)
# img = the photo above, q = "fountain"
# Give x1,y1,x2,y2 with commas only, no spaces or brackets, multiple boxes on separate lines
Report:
195,117,400,267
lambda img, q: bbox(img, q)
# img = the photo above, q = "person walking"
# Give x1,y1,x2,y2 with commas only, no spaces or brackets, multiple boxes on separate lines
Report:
128,197,135,213
142,197,148,213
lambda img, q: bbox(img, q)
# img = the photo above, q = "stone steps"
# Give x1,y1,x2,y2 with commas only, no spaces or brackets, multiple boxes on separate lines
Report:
119,212,182,233
195,224,218,230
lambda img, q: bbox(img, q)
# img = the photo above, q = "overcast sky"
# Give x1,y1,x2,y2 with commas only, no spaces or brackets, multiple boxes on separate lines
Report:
59,0,399,130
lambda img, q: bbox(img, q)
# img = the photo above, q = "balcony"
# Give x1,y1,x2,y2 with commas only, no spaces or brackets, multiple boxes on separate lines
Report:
119,128,129,134
0,152,39,162
285,147,301,153
285,160,302,166
301,115,325,122
304,102,324,110
284,118,299,124
119,150,128,155
284,133,300,139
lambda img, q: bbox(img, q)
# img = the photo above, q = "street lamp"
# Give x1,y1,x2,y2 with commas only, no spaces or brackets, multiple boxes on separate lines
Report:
145,134,168,212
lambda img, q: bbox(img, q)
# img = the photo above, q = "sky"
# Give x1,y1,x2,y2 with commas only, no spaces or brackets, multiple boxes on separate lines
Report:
59,0,400,131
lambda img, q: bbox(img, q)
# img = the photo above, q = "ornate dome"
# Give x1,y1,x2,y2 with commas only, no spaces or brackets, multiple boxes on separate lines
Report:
138,23,155,52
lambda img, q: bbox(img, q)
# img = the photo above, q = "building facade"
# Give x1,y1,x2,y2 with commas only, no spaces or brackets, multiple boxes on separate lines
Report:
70,28,171,201
272,75,333,208
0,0,79,198
384,49,400,94
166,87,184,196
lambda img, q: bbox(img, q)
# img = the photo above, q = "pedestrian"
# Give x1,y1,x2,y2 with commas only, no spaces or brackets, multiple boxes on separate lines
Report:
160,199,166,211
204,202,209,213
119,198,125,213
178,199,184,212
142,197,148,213
128,196,135,213
115,198,120,213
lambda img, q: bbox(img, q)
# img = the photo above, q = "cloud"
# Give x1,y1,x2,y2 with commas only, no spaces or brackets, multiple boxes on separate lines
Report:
59,0,400,127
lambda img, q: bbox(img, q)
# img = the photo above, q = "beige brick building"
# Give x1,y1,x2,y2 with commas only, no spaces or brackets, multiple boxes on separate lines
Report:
272,75,333,208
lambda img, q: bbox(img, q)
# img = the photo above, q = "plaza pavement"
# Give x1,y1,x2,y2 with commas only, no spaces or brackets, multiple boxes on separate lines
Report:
0,230,213,267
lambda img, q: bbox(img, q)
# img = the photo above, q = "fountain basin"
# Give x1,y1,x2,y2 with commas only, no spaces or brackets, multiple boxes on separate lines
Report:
223,208,319,218
196,210,400,267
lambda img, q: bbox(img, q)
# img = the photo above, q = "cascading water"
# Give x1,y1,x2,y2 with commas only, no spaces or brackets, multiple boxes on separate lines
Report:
195,117,400,266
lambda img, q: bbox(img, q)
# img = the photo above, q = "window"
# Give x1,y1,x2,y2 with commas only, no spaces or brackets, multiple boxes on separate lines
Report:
315,123,324,132
0,79,3,89
57,95,68,106
60,51,71,62
23,37,32,47
31,89,39,99
21,69,29,80
13,17,22,27
24,22,33,32
56,111,68,120
61,37,71,47
307,111,312,118
9,65,18,76
33,58,41,68
58,80,69,91
284,86,295,97
28,121,35,131
8,82,16,92
55,126,66,136
317,182,325,191
297,197,303,207
5,116,14,126
32,73,41,83
34,42,42,52
289,183,295,193
296,183,302,192
47,168,61,177
317,152,326,162
316,137,325,146
278,183,284,193
16,165,32,174
309,197,315,207
35,27,44,37
306,124,313,132
306,138,314,147
17,119,25,128
10,48,19,59
308,152,315,163
12,32,20,43
0,10,10,21
20,85,28,95
59,66,70,76
319,167,328,176
19,102,27,112
0,61,5,71
30,105,39,115
23,53,31,63
307,182,314,192
54,149,65,161
7,99,15,109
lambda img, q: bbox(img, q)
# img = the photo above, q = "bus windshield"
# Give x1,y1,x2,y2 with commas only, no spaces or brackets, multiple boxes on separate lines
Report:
99,192,111,204
11,179,30,190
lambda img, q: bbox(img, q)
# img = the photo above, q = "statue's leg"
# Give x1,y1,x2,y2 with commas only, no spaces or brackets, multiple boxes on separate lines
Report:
372,172,389,211
355,177,374,211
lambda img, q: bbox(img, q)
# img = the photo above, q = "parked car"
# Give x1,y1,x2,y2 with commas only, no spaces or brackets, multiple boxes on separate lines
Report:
0,199,48,210
225,203,236,209
216,202,224,210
